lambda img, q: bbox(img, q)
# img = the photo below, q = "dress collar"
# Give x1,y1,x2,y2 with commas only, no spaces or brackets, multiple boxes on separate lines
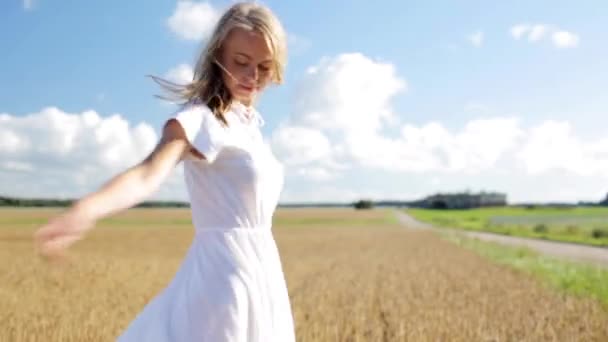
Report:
230,101,265,128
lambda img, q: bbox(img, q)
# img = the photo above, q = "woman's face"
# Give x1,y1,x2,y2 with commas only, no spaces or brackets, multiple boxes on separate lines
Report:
218,27,274,106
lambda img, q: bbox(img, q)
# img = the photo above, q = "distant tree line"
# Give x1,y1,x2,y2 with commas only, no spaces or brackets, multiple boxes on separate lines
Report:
599,193,608,206
5,191,608,210
1,195,384,209
353,199,374,210
577,193,608,207
351,191,608,210
406,191,507,210
0,196,189,208
0,196,75,207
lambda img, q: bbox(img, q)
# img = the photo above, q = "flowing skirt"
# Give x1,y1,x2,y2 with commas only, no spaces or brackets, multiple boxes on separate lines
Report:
116,227,295,342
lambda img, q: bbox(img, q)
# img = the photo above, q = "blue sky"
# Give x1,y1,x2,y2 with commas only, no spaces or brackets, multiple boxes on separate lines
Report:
2,0,608,204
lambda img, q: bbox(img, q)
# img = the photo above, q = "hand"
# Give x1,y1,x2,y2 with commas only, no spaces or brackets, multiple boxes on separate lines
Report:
34,208,95,262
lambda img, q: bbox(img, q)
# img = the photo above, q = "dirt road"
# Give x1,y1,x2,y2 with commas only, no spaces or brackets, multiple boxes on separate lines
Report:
393,210,608,268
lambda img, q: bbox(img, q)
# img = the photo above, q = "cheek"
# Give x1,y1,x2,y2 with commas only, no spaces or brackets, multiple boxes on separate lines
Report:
258,72,274,87
254,79,268,91
222,73,238,91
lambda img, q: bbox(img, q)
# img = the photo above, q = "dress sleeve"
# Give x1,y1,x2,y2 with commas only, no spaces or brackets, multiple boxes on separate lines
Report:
166,103,226,163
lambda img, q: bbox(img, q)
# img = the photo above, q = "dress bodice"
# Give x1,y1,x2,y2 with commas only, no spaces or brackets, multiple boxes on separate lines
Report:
167,100,284,230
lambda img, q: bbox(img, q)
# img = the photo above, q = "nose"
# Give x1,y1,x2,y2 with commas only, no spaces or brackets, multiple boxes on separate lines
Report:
245,65,258,82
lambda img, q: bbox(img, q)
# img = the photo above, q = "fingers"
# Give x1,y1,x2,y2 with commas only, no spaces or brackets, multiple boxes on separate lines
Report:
32,211,93,264
33,221,82,262
37,232,82,258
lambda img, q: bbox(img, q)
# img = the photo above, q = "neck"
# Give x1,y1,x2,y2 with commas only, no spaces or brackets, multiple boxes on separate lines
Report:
236,96,255,107
231,99,254,115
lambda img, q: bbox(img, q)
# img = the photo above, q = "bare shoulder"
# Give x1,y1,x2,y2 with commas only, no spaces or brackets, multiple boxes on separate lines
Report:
162,118,189,143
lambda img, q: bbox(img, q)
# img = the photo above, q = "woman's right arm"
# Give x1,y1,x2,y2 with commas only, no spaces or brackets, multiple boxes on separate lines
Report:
34,119,194,258
71,119,192,221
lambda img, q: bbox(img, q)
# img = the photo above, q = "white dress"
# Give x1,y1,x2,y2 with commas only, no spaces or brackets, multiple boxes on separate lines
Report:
116,100,295,341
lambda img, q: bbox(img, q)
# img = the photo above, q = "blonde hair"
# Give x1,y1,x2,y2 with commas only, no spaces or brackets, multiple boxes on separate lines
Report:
152,2,287,127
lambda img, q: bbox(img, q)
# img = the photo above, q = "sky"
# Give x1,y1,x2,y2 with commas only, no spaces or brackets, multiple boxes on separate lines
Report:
1,0,608,204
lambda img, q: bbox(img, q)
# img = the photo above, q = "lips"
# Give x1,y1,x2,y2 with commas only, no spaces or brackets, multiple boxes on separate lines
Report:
238,84,255,93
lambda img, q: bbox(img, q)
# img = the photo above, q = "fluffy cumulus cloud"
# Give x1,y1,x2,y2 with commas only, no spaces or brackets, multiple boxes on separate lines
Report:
510,23,579,48
395,118,524,173
271,53,405,180
271,52,608,192
167,1,221,41
0,108,186,200
551,31,580,48
518,121,608,176
292,53,405,133
165,63,194,85
271,125,333,166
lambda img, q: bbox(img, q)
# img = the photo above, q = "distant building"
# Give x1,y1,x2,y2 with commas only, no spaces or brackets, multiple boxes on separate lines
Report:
411,191,507,209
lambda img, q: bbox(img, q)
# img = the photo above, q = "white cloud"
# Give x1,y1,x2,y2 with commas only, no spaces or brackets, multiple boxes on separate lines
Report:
165,63,194,85
270,124,346,182
517,121,608,175
468,31,484,47
510,24,530,40
528,24,549,42
0,108,187,201
271,52,608,201
396,118,524,173
167,1,221,41
1,161,33,172
273,54,524,176
430,177,441,187
552,31,580,48
0,127,27,153
23,0,34,10
2,102,606,204
296,166,335,181
271,125,332,166
292,53,406,133
510,23,579,48
279,186,363,204
272,53,406,179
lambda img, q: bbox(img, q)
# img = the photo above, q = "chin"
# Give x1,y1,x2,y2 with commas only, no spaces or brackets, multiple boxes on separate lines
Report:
235,94,256,104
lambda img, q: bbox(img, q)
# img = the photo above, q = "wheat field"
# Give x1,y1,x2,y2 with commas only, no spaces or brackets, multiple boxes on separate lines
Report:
1,207,607,341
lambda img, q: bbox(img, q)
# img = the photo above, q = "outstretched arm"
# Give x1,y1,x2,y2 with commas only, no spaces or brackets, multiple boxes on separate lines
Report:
34,119,194,259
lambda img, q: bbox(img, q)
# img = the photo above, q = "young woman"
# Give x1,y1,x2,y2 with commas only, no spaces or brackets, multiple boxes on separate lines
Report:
34,2,295,341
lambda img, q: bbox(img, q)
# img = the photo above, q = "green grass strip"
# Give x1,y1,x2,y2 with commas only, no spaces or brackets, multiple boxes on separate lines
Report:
441,231,608,308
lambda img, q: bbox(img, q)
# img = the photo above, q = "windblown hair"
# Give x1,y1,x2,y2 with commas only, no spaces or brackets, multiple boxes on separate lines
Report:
150,2,287,127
